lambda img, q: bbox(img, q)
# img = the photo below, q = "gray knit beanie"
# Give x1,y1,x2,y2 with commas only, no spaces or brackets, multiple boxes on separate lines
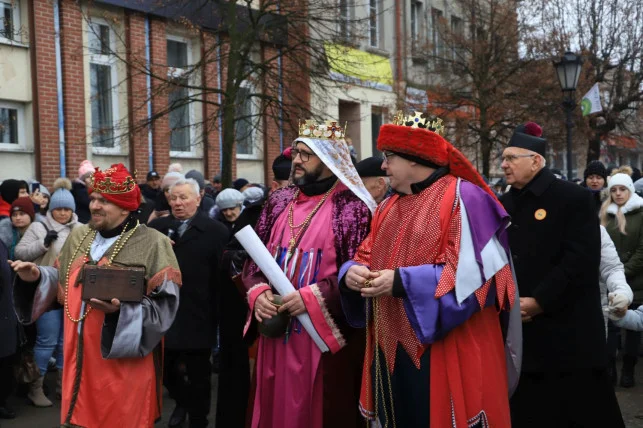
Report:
215,188,244,210
48,178,76,211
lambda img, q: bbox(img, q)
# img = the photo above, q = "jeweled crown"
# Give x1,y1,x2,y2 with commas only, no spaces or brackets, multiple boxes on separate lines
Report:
392,111,445,136
298,120,347,141
90,167,138,195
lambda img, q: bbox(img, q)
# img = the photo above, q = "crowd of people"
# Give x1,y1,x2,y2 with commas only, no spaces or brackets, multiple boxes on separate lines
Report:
0,116,642,428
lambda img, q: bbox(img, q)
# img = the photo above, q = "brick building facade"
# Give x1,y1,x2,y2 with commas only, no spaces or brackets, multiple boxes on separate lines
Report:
0,0,306,187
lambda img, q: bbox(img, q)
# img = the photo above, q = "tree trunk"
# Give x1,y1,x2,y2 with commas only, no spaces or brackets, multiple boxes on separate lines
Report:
481,136,491,178
479,108,491,178
586,132,601,163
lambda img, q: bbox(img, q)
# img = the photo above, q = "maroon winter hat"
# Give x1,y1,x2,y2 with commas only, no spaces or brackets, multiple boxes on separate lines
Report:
11,197,35,221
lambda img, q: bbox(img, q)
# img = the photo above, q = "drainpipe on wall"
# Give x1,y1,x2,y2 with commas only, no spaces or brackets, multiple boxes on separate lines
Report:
145,16,154,170
394,0,404,108
278,52,284,152
201,33,209,176
277,0,284,153
28,0,41,182
216,34,223,175
53,0,66,177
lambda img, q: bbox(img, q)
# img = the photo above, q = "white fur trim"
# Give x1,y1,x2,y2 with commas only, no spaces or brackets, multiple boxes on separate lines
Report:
606,192,643,215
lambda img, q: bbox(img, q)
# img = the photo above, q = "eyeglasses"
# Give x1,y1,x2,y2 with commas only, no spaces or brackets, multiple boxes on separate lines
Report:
501,154,535,163
291,148,317,163
382,151,397,162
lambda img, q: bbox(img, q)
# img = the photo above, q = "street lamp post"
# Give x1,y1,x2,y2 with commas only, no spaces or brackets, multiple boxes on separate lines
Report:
553,51,583,180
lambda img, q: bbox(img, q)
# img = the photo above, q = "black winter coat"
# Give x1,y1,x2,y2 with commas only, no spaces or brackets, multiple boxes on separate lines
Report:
218,201,264,345
500,169,607,372
148,211,229,349
71,181,91,224
0,240,18,358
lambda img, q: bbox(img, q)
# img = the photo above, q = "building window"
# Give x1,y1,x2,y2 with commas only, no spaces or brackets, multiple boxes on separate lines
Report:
451,16,464,60
338,0,351,40
0,101,24,149
167,36,193,154
0,0,18,42
369,0,379,47
371,109,383,156
167,39,188,69
88,20,118,150
0,106,17,145
431,8,445,68
410,0,422,44
235,83,259,157
169,78,190,152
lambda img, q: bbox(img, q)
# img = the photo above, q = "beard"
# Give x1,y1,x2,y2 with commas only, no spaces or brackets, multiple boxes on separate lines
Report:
293,163,325,186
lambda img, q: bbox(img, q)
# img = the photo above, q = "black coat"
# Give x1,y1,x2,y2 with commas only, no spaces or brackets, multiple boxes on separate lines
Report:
148,211,229,349
0,240,18,358
218,201,264,345
500,169,607,372
71,181,91,224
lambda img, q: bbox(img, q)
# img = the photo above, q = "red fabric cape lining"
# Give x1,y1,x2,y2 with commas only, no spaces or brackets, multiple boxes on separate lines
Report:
360,180,511,427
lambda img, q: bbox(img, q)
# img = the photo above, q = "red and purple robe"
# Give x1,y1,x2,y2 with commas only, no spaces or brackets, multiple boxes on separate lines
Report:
340,174,521,427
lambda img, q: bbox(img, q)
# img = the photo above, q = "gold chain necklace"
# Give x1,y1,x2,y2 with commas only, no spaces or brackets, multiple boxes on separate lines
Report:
64,221,140,323
286,180,339,257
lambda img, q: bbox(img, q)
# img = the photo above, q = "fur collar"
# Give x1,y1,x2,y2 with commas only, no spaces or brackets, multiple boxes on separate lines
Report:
607,192,643,215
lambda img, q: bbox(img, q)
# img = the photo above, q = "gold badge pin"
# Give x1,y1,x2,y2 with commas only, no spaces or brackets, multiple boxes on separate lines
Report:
534,209,547,221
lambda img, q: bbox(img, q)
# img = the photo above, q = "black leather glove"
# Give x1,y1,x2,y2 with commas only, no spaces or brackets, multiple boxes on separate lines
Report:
230,250,249,275
44,230,59,248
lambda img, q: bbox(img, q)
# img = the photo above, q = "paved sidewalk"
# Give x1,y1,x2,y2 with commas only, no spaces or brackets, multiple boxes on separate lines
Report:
3,368,643,427
3,372,219,428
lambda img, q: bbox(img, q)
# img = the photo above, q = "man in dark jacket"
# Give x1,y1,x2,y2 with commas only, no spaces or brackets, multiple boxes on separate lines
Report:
185,170,215,214
148,177,228,428
0,240,18,421
139,170,162,205
500,123,624,427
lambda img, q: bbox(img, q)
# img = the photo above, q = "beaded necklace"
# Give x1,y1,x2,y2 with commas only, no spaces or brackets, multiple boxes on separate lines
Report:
64,220,140,323
286,180,339,258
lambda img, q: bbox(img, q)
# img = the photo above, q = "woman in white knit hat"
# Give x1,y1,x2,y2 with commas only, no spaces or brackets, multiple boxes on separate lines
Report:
14,178,79,407
601,171,643,388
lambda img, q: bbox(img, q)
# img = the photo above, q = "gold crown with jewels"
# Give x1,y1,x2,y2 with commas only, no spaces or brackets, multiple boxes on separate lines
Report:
298,120,347,141
90,166,138,195
392,111,445,136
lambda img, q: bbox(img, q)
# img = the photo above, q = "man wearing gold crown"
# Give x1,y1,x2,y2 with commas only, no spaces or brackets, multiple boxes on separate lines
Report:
340,113,521,427
241,121,376,428
10,163,181,428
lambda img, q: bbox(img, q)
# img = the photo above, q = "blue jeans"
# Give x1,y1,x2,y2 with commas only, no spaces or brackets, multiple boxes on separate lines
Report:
34,309,64,376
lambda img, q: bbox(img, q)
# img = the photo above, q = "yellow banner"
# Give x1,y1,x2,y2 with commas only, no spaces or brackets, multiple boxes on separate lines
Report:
324,42,393,88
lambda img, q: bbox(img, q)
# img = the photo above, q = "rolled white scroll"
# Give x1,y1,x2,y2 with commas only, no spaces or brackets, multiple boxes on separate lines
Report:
235,225,329,353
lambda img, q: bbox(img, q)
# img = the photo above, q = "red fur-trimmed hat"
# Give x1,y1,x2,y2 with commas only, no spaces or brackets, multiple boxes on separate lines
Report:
89,163,141,212
377,112,495,199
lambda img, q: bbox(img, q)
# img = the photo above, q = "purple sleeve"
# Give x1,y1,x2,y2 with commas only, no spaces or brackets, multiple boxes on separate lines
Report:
400,264,494,344
338,260,368,328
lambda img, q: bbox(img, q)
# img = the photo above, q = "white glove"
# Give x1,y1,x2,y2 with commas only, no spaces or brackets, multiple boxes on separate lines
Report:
608,292,629,310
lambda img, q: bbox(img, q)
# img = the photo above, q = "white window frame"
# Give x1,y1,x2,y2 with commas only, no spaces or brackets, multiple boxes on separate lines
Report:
337,0,352,40
410,0,422,44
431,8,445,68
235,79,261,160
167,34,196,157
451,15,464,61
87,17,121,155
0,100,25,151
369,0,379,48
0,0,21,45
